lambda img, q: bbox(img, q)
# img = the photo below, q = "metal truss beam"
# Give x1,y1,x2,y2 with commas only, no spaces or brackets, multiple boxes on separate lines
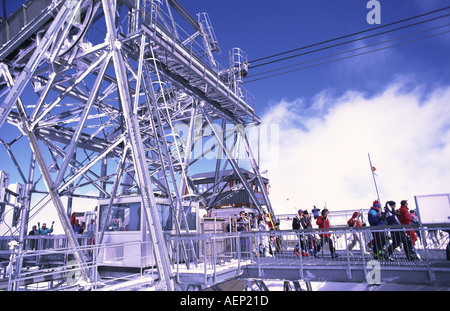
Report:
199,104,264,214
0,0,273,291
0,0,82,129
0,61,92,286
102,0,173,290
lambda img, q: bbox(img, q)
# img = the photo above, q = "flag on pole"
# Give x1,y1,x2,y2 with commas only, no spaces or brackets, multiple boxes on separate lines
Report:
372,166,378,177
368,153,380,202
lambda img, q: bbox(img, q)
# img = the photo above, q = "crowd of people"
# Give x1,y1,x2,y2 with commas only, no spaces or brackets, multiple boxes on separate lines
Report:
70,213,86,234
26,215,98,252
291,199,450,261
28,214,90,236
28,214,87,238
25,202,449,262
28,222,54,236
225,210,278,257
367,199,424,261
292,208,336,258
222,199,449,261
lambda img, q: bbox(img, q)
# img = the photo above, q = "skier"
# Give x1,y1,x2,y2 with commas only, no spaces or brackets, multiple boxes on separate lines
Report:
292,209,302,230
398,200,421,259
37,221,54,250
237,211,250,255
368,200,393,260
73,218,82,234
301,210,317,256
293,209,309,257
383,201,416,260
316,209,338,259
28,225,38,250
38,222,54,235
311,205,320,220
398,200,418,246
347,211,369,255
258,219,272,257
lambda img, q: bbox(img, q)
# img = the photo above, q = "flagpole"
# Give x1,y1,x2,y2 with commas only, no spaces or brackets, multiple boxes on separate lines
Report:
368,153,380,203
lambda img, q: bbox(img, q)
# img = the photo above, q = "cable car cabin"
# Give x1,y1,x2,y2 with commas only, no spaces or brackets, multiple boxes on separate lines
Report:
191,169,270,231
97,196,199,270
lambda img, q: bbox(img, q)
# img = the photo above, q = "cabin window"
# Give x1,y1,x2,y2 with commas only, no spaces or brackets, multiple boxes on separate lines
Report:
157,203,172,231
100,202,141,231
157,204,197,231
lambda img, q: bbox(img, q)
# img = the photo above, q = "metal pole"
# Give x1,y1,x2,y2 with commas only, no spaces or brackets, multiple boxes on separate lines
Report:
368,153,380,202
102,0,173,290
98,145,130,245
12,152,36,290
414,195,435,282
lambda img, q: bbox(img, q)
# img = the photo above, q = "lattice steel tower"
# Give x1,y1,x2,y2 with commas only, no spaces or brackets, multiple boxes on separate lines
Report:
0,0,274,290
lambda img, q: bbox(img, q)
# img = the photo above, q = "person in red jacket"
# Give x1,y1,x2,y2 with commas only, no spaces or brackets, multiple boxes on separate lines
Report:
316,209,338,258
398,200,418,246
347,211,369,255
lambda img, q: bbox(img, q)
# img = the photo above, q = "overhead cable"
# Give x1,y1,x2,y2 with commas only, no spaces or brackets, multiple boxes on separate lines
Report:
250,13,450,69
248,23,450,79
243,29,450,84
249,5,450,64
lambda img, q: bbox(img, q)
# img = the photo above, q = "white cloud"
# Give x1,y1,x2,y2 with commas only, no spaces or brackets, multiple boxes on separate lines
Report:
259,80,450,215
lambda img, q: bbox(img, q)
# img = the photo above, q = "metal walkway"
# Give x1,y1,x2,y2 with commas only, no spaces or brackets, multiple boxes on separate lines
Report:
0,223,449,290
171,224,450,290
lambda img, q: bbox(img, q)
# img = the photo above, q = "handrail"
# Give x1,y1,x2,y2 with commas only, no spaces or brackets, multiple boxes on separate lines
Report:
0,223,448,290
167,223,450,287
1,237,156,291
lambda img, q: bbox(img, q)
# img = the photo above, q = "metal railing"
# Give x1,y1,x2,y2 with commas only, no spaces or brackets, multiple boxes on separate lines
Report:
167,223,450,287
0,234,157,291
0,223,448,290
138,0,257,115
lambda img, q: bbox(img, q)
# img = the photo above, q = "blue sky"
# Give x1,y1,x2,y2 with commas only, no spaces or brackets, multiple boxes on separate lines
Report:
181,0,450,105
1,0,449,224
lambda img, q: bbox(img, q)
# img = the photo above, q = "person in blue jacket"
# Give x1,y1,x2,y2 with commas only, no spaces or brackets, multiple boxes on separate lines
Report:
38,222,54,235
368,200,384,226
311,205,320,220
72,219,82,234
37,222,54,249
368,200,393,260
